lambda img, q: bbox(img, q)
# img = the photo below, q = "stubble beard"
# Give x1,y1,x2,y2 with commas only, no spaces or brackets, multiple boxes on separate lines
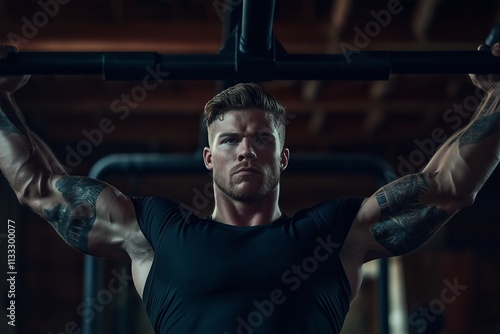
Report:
213,169,281,202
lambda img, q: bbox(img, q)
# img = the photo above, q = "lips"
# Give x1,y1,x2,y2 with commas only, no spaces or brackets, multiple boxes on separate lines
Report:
233,165,262,175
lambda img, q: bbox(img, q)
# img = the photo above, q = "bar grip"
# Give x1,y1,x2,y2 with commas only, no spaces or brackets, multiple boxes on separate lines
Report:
485,22,500,47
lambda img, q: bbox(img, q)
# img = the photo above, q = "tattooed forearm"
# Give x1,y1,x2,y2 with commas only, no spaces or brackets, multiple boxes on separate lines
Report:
447,93,500,148
0,111,24,135
457,113,500,148
44,176,106,252
0,96,28,136
371,174,449,255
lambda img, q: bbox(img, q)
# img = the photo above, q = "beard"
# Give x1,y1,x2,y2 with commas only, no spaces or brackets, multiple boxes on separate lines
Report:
213,166,281,202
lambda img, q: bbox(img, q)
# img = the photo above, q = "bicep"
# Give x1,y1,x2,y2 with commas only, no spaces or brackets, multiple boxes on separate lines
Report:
38,175,145,260
345,173,458,263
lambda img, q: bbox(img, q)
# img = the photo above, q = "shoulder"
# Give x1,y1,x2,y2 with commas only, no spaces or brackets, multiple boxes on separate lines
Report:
293,196,365,221
129,196,191,245
130,196,178,210
289,197,366,242
130,196,185,222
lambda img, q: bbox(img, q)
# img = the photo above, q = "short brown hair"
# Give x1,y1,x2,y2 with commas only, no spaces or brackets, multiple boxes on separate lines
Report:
204,83,286,146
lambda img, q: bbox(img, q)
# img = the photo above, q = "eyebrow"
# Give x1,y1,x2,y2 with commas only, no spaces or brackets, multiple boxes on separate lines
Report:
218,132,275,139
217,133,240,142
218,132,239,138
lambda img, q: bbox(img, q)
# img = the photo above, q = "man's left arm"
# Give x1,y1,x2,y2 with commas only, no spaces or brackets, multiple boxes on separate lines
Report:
343,44,500,263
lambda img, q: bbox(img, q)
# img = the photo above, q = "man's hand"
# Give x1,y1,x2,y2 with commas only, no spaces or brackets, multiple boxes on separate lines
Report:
469,42,500,93
0,46,30,95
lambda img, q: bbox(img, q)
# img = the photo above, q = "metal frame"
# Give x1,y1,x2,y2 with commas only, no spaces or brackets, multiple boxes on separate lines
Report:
84,153,395,334
1,1,499,81
1,46,500,81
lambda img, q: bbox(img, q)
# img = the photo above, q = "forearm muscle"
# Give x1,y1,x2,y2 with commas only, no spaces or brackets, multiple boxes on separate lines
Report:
424,89,500,200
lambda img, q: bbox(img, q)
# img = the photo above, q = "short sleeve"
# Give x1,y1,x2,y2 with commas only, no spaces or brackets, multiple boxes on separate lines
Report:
304,196,365,246
130,196,181,250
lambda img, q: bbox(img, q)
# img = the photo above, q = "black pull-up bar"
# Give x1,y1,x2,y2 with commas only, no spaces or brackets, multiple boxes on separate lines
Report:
0,49,499,81
1,0,499,83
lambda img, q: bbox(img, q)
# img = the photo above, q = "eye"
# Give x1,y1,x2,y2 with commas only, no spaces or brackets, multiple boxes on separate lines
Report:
222,138,239,144
255,134,272,144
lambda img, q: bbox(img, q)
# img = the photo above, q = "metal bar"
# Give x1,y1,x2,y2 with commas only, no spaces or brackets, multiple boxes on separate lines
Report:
82,153,204,334
82,160,108,334
1,50,499,80
82,255,104,334
286,154,395,334
390,50,498,74
378,258,389,334
239,0,276,55
221,0,242,47
89,152,394,178
273,52,392,80
159,54,235,80
0,52,106,75
168,51,500,78
82,152,394,333
82,153,395,334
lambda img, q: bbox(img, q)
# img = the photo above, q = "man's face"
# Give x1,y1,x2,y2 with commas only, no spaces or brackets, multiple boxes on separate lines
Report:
203,109,289,202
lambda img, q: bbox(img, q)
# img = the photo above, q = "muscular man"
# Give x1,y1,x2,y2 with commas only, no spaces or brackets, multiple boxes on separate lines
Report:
1,44,499,333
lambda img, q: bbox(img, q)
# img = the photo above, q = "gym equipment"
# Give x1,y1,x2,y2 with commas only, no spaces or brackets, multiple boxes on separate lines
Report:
85,153,395,334
0,4,499,81
2,1,498,334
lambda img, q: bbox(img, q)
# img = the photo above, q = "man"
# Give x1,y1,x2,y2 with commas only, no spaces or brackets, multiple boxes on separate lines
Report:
1,44,499,334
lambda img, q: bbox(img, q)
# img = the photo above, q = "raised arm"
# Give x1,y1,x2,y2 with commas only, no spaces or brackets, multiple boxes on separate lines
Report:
0,46,149,261
342,44,500,267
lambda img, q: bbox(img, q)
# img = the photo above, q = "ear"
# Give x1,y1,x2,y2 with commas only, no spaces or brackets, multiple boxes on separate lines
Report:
280,148,290,171
203,146,213,170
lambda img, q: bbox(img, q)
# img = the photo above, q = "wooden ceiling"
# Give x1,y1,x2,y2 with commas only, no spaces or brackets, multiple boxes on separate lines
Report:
1,0,499,174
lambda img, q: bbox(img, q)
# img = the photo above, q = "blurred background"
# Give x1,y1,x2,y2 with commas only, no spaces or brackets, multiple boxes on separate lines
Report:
0,0,500,333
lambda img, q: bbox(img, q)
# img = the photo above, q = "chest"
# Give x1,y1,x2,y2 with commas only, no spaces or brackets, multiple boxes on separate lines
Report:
152,224,338,297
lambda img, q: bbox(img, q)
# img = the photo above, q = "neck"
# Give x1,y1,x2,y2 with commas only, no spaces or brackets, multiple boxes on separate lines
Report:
210,185,282,227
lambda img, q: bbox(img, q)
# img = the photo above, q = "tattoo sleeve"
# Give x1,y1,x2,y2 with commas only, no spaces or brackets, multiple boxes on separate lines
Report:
371,174,449,256
457,113,500,148
44,176,106,252
447,93,500,148
0,95,29,136
0,111,25,135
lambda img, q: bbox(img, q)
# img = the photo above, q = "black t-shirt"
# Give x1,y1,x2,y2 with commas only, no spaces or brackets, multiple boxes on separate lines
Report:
131,196,364,334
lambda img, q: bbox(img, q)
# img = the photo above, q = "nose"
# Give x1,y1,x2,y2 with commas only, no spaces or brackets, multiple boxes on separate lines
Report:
237,138,257,161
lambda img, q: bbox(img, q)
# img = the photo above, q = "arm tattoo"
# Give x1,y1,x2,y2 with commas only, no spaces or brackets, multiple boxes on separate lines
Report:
371,174,449,255
448,95,500,148
44,176,106,252
458,113,500,148
0,111,24,135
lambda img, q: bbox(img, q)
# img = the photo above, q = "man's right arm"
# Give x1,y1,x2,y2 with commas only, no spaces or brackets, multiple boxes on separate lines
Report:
0,48,150,261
